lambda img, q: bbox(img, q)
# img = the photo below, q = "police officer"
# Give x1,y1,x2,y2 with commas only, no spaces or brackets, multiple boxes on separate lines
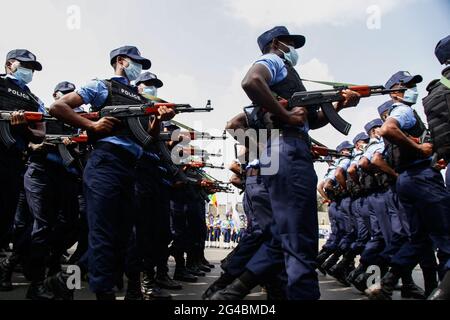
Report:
350,119,392,292
211,26,360,300
332,134,372,285
0,49,45,292
131,72,181,300
322,141,357,282
135,71,164,98
317,156,343,276
424,35,450,300
23,76,83,299
49,46,175,300
366,71,450,300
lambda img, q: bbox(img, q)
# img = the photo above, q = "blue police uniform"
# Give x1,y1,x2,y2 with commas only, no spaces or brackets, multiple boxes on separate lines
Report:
242,28,320,298
0,74,45,249
386,102,450,276
333,156,357,254
222,161,273,279
78,69,150,294
348,150,371,255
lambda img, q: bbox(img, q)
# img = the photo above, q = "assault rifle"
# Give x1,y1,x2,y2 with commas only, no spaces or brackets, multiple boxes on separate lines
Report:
0,111,52,148
244,85,407,135
181,161,225,170
159,130,227,142
44,134,88,167
81,101,213,147
171,146,222,159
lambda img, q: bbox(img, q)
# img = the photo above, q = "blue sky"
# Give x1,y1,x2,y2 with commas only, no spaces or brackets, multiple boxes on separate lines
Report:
1,0,449,204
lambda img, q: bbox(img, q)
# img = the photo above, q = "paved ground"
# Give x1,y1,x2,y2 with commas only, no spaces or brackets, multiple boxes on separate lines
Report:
0,247,425,301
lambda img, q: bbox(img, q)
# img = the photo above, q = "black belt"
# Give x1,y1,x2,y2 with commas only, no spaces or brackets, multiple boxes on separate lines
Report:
95,142,138,166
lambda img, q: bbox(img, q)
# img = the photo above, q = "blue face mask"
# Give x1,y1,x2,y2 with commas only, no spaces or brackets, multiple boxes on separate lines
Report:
124,59,142,82
402,86,419,105
14,66,34,84
278,41,299,67
143,86,158,97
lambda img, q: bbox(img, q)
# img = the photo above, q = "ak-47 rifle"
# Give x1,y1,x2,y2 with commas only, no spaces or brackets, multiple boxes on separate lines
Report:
44,134,89,167
181,161,225,170
159,130,227,142
244,85,407,135
175,146,222,158
0,111,53,148
81,100,213,147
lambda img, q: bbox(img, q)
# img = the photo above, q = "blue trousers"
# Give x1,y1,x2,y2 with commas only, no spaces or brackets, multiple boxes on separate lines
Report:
322,202,342,252
222,175,272,277
246,136,320,300
391,165,450,276
25,160,79,282
0,147,25,248
84,144,136,293
350,196,371,254
134,157,171,273
359,192,386,266
337,197,356,253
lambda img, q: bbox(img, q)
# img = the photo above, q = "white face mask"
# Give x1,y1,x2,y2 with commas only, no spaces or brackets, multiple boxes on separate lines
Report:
401,86,419,105
12,62,34,84
143,86,158,97
278,41,299,66
124,59,142,81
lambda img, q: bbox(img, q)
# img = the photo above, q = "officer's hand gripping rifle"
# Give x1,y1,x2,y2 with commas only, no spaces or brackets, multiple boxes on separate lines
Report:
245,86,406,136
82,100,213,147
0,111,51,148
44,134,88,168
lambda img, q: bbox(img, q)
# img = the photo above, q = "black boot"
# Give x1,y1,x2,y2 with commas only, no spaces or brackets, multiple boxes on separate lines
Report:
0,257,15,291
347,264,366,286
125,275,143,301
44,271,75,300
174,268,198,283
317,248,334,276
366,267,402,300
353,271,371,293
329,252,356,286
201,255,215,269
401,270,426,300
428,271,450,300
422,268,438,297
156,273,182,290
321,251,342,276
186,250,206,276
142,272,171,301
209,278,251,301
202,272,235,300
26,281,55,300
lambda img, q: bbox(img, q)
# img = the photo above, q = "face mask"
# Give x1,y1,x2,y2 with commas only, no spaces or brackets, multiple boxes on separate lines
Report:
401,86,419,104
124,59,142,81
143,86,158,97
278,41,299,67
13,66,34,84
